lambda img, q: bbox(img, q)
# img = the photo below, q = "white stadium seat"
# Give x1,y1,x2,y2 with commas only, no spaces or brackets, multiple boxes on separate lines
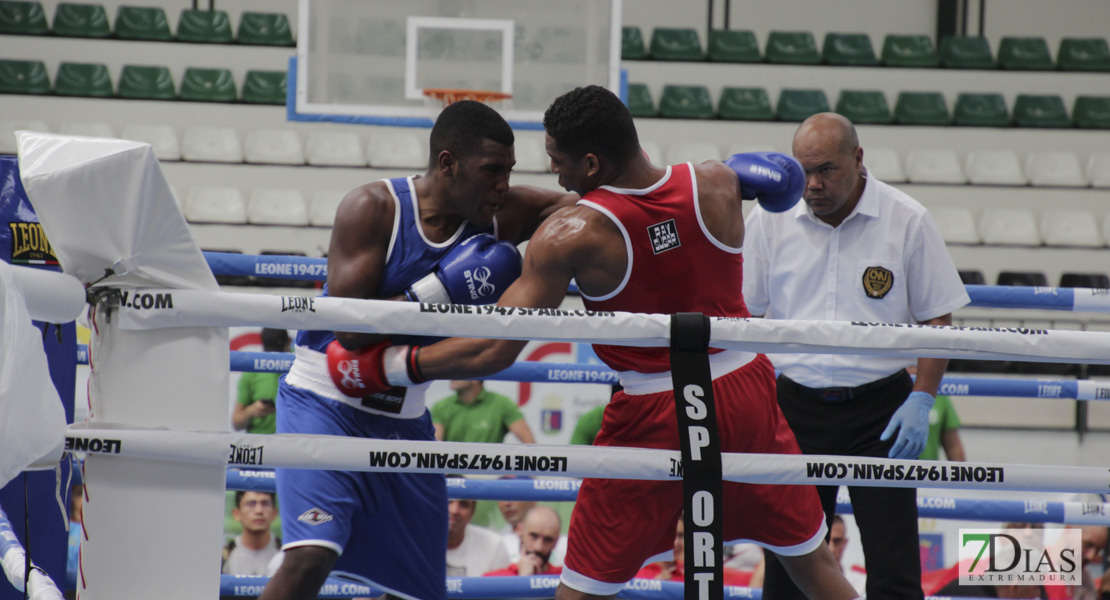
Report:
514,136,549,173
965,150,1028,186
367,130,425,169
640,139,663,165
978,208,1041,246
666,141,722,165
120,124,181,161
1086,154,1110,188
864,147,906,183
905,149,967,184
306,131,365,167
184,186,246,224
1103,213,1110,248
244,129,305,165
930,207,980,244
181,126,243,163
248,189,309,226
1025,151,1088,187
0,119,49,154
1040,208,1105,247
58,121,115,139
310,190,346,227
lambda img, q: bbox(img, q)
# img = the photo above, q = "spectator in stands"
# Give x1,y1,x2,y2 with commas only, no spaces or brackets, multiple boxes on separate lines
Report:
1069,525,1109,600
496,496,567,567
569,404,606,445
636,516,756,586
432,380,536,443
485,506,563,576
828,516,866,594
232,328,289,434
223,491,281,575
747,113,969,600
446,497,510,577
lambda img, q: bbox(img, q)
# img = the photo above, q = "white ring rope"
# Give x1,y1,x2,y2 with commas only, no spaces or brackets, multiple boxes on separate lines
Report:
108,289,1110,364
65,427,1110,495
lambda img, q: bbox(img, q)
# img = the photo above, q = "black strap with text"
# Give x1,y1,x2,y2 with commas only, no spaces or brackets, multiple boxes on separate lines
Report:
669,312,724,600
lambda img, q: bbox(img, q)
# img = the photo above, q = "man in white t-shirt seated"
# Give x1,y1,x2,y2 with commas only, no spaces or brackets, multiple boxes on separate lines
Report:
223,491,282,575
446,497,510,577
497,497,567,566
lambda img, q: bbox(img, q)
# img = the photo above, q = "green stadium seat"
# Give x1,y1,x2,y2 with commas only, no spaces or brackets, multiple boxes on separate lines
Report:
0,59,49,94
998,36,1054,70
835,90,891,124
1073,96,1110,129
621,26,647,60
777,89,829,122
658,85,714,119
241,70,287,105
880,34,940,68
626,83,655,117
953,93,1009,127
765,31,820,64
54,62,112,97
118,65,175,100
1012,94,1070,128
180,67,236,102
114,6,171,41
707,30,760,62
1057,38,1110,71
822,33,878,66
176,9,233,44
649,28,704,61
237,12,294,46
53,2,110,38
0,1,49,35
718,87,774,121
894,92,950,125
940,36,995,69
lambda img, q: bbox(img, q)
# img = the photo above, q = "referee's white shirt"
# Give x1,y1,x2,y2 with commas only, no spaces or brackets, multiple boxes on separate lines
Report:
742,170,970,389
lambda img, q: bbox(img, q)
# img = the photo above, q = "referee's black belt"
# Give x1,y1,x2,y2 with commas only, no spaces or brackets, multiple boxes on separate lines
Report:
778,369,907,403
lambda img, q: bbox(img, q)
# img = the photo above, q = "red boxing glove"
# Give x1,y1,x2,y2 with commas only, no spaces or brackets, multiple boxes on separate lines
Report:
326,340,426,398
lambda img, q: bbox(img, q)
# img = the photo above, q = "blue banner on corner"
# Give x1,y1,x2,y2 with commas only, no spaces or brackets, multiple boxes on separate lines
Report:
0,155,76,600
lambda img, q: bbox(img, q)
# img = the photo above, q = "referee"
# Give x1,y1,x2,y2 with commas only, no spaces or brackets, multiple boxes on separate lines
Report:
743,113,969,600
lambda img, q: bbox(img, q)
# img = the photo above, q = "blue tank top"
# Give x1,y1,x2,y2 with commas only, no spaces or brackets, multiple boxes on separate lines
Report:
296,176,494,351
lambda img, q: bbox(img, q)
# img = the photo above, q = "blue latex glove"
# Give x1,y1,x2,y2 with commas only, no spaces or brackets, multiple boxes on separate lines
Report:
880,391,935,459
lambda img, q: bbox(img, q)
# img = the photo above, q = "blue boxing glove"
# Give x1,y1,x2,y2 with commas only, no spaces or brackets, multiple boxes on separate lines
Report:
880,391,936,459
723,152,805,213
403,234,522,305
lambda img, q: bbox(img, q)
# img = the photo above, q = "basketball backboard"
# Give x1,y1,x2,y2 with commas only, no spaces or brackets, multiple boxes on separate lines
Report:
292,0,623,129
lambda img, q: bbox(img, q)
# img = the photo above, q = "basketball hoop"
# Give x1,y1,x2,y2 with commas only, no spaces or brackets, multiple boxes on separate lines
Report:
422,88,513,113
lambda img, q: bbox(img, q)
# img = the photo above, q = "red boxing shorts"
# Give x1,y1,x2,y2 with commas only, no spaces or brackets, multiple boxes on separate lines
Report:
561,353,826,596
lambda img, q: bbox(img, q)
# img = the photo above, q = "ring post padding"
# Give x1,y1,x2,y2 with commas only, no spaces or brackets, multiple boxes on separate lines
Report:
670,313,723,600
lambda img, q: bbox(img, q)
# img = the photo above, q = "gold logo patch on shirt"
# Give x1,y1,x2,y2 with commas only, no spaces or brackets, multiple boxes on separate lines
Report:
862,266,893,299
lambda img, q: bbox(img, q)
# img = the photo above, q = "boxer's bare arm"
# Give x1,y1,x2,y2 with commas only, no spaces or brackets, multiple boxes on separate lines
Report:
327,183,395,349
495,185,579,244
415,206,616,380
694,161,747,248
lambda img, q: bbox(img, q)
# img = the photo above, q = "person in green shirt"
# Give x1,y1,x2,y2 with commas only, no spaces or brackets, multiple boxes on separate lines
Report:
232,328,288,434
569,404,606,445
432,381,535,444
918,395,966,461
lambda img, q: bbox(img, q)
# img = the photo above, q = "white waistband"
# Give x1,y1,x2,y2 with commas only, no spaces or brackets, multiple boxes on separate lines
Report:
617,350,758,395
286,344,429,419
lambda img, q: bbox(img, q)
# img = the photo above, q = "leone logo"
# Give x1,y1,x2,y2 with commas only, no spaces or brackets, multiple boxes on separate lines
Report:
862,266,893,299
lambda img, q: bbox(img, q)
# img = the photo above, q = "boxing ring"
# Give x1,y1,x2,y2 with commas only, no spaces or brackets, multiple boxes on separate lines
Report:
2,132,1110,600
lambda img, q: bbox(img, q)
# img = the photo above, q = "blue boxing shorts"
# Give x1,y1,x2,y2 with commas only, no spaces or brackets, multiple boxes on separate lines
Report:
275,377,447,600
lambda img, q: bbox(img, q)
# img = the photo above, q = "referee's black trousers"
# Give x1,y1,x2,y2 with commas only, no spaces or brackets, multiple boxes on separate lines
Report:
762,370,924,600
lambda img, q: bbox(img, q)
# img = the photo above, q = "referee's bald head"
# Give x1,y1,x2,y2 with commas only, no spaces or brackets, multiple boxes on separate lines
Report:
793,112,860,157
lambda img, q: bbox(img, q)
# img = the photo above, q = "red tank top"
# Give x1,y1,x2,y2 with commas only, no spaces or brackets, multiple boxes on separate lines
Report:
579,163,751,373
